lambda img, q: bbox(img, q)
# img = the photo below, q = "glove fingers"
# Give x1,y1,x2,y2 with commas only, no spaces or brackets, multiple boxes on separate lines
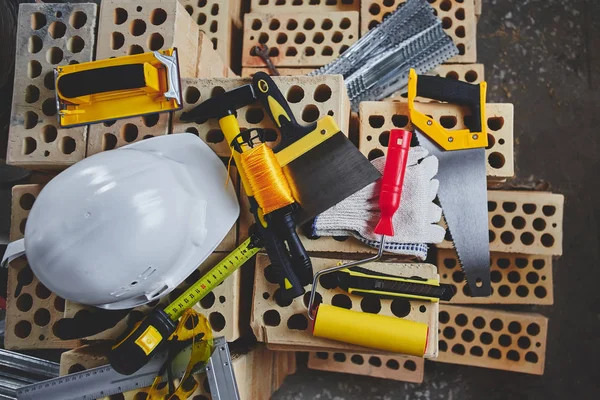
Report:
419,154,439,180
427,224,447,244
407,146,429,166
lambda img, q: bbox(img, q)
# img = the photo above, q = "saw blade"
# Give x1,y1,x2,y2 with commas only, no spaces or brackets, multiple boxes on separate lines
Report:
415,129,491,297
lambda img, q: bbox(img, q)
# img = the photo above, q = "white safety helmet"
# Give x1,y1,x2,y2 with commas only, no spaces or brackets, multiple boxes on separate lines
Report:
1,133,239,309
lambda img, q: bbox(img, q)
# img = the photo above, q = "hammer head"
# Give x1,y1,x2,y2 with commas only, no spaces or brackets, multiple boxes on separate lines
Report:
180,84,256,123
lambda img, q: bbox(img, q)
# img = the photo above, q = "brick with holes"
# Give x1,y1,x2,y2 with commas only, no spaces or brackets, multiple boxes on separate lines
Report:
250,0,361,12
438,250,554,305
96,0,200,77
7,3,96,169
5,184,78,350
242,12,359,67
308,351,424,383
361,0,477,63
251,254,439,357
179,0,242,68
359,101,515,181
435,304,548,375
437,190,564,256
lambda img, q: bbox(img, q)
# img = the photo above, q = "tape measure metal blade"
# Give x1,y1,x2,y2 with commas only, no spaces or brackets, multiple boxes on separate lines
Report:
16,351,169,400
166,238,259,320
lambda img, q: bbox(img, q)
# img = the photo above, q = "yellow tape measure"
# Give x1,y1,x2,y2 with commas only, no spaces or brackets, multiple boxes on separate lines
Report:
166,237,260,321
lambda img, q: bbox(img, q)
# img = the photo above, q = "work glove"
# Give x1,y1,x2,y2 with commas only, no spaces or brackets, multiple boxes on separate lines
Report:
312,146,446,260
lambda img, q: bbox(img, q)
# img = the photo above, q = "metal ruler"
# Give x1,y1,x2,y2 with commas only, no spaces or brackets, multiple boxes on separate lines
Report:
16,337,239,400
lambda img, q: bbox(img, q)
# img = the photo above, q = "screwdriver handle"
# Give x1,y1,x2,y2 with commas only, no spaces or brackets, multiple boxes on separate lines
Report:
373,129,412,236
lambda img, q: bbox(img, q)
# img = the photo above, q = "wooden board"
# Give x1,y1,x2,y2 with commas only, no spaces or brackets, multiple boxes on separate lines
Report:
361,0,477,63
4,184,78,350
438,250,554,305
307,351,424,383
435,304,548,375
437,190,564,256
242,12,359,67
251,254,439,358
359,102,515,180
7,3,96,169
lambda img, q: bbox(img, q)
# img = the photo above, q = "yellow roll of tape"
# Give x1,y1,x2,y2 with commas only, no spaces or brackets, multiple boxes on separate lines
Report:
312,304,429,356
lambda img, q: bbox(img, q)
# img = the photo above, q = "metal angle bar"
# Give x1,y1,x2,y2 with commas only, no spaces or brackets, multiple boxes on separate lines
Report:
0,350,59,378
205,338,240,400
0,370,37,385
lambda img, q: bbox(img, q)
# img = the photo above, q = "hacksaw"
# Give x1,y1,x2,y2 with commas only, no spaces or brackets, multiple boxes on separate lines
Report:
16,337,239,400
408,69,491,297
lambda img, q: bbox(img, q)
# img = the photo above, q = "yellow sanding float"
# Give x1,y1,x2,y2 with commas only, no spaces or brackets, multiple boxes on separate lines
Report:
55,48,182,127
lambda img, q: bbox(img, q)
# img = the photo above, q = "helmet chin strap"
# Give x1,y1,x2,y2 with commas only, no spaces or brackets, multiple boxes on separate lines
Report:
1,238,25,268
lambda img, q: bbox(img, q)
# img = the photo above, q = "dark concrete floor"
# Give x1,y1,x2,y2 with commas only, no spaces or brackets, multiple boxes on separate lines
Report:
273,0,600,399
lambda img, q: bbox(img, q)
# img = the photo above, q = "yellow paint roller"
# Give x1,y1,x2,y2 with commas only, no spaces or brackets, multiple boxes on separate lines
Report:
306,129,429,357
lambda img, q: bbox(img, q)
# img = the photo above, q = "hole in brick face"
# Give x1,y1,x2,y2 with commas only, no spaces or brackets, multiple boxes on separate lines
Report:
210,3,219,15
319,272,338,289
25,85,40,104
210,21,218,33
102,133,117,150
286,19,298,30
488,201,497,212
464,70,478,83
34,308,51,326
302,105,319,122
491,215,505,228
24,111,39,130
15,320,32,338
19,194,35,211
516,285,529,297
456,26,466,38
31,12,47,30
383,0,395,6
369,4,381,15
114,8,128,24
321,18,333,30
470,346,483,357
351,355,364,365
340,18,351,29
490,270,502,283
287,313,308,330
451,344,466,355
368,356,382,367
498,285,510,297
533,218,546,231
245,107,264,124
274,288,293,307
28,61,42,79
511,216,525,229
287,85,304,103
339,45,349,54
333,353,346,362
472,316,486,329
542,205,556,216
391,114,409,127
49,21,67,39
17,294,33,312
490,318,504,331
508,321,522,334
23,137,37,155
439,340,448,352
527,323,540,336
68,36,85,53
499,334,512,347
368,149,384,161
148,33,164,51
29,35,43,53
130,19,147,36
456,8,466,20
443,326,456,339
386,359,400,370
46,47,64,64
304,19,315,30
198,0,208,7
42,125,58,143
200,291,215,308
321,46,333,56
541,234,554,247
520,232,534,245
442,17,452,29
209,312,225,331
331,294,352,309
369,115,384,128
263,128,278,142
303,291,322,309
54,297,65,312
277,33,288,44
360,295,381,314
457,44,465,55
184,87,201,104
142,113,159,127
502,202,517,212
391,298,411,318
332,31,343,43
312,32,324,44
480,332,493,344
268,47,279,57
60,136,76,154
500,231,514,244
440,115,457,128
379,131,390,146
68,364,86,374
197,13,207,25
70,11,87,29
252,19,262,30
263,310,281,326
258,33,269,44
121,124,138,143
128,44,144,55
488,117,504,131
286,47,298,56
294,32,306,44
36,282,51,299
488,348,501,359
368,20,379,31
486,134,495,149
150,8,167,25
111,32,125,50
314,84,332,102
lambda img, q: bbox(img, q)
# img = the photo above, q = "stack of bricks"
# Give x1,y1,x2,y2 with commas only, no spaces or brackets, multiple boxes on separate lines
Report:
241,0,361,77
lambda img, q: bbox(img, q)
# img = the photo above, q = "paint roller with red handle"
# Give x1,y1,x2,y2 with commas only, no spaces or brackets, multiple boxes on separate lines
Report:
374,129,412,237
